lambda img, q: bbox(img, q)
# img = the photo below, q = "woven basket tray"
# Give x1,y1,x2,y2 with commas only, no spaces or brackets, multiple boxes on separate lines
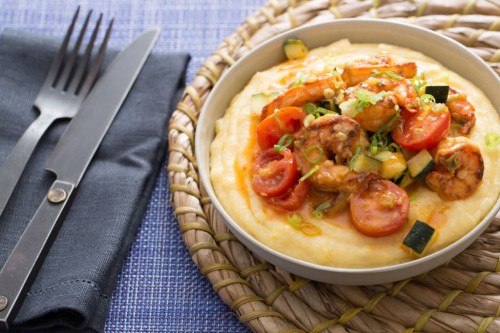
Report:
168,1,500,332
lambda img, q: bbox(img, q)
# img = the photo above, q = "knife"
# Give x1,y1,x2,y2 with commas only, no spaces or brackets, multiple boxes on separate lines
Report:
0,28,160,329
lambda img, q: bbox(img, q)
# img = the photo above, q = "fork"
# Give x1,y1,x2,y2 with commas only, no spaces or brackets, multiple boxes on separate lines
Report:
0,7,113,218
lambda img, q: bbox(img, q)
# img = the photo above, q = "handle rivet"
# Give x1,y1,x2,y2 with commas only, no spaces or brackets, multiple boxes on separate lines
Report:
0,295,7,311
48,188,67,203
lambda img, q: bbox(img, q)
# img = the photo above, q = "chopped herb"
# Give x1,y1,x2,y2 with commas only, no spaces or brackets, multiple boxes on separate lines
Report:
445,154,461,173
299,165,320,182
273,109,285,130
348,145,362,170
303,103,335,119
273,134,293,152
340,89,386,117
292,72,305,86
339,99,359,117
315,201,332,212
304,145,325,164
376,112,400,135
304,103,316,114
411,75,427,95
303,114,315,128
420,94,436,109
286,213,321,236
355,89,386,111
372,70,401,80
287,213,303,229
384,70,402,80
485,132,500,148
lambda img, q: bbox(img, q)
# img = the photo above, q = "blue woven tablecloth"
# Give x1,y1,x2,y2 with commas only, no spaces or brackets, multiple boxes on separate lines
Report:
0,0,265,331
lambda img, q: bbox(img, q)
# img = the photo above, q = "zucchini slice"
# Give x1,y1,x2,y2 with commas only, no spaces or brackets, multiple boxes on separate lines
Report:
402,220,435,254
250,92,278,115
425,85,449,104
407,149,435,181
395,169,414,188
377,151,407,180
283,39,308,60
349,154,381,173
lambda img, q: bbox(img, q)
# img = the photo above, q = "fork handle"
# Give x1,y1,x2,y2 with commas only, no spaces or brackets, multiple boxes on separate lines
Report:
0,112,56,217
0,180,74,329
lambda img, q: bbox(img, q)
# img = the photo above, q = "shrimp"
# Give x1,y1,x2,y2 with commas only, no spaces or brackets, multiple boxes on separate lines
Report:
336,76,420,132
293,114,409,236
261,73,344,119
295,113,369,165
293,114,370,192
446,88,476,135
425,136,484,200
341,54,417,87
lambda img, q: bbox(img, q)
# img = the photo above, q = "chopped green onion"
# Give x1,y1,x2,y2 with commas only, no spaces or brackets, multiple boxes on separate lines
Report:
304,102,335,119
411,75,427,95
340,90,386,117
384,70,401,80
372,70,401,80
348,145,362,170
420,94,436,109
304,145,325,164
304,103,317,114
273,134,293,152
332,69,343,89
287,213,303,229
485,132,500,148
370,135,380,155
303,114,315,128
370,133,389,155
355,89,386,110
323,88,335,99
375,112,400,135
292,72,304,86
273,109,285,130
339,99,359,117
287,213,322,236
299,165,320,182
317,107,333,115
315,201,332,212
445,154,461,173
387,142,401,152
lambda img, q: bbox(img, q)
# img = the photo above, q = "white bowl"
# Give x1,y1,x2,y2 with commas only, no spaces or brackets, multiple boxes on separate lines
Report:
195,19,500,285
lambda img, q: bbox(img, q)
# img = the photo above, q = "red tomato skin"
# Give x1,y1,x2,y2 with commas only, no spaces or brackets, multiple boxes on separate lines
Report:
391,107,451,151
268,180,310,211
256,107,306,150
349,179,410,237
251,148,298,197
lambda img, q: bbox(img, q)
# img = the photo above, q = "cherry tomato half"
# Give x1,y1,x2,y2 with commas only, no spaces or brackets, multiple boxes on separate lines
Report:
256,106,306,150
349,179,409,237
391,106,450,151
251,148,298,197
268,180,310,211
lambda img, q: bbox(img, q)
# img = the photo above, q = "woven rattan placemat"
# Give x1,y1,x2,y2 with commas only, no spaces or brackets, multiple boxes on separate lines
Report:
168,1,500,332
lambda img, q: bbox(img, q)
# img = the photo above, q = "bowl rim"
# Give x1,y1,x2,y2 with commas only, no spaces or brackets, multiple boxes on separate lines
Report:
195,18,500,284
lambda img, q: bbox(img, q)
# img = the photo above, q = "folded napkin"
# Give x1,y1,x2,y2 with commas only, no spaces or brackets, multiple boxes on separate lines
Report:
0,29,189,331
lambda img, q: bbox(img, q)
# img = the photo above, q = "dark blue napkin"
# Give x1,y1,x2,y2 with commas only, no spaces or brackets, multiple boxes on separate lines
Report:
0,29,189,332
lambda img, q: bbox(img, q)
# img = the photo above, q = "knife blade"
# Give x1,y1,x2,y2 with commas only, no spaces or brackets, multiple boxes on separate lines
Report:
0,28,160,329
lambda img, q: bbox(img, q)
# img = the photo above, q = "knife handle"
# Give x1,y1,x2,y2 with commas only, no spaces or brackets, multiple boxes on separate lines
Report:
0,180,74,329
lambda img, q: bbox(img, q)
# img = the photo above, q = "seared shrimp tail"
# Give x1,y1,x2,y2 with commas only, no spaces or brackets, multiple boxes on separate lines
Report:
425,136,484,200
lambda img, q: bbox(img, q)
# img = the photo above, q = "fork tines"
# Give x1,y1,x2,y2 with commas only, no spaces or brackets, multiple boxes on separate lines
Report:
47,6,113,96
